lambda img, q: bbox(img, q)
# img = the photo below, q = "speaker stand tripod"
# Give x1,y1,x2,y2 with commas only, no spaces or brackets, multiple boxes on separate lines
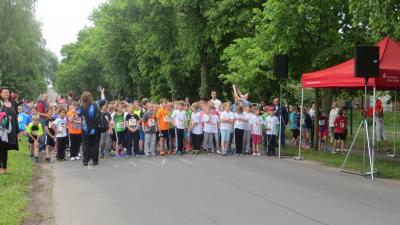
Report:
340,78,379,180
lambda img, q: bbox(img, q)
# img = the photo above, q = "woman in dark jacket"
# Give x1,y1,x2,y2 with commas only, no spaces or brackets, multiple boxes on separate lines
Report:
0,86,19,174
79,91,100,166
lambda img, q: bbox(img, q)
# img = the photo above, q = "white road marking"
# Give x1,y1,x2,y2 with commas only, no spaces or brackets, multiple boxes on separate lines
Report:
161,159,166,165
178,158,193,164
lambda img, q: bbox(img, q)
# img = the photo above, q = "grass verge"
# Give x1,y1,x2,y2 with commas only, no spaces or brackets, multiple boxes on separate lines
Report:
282,146,400,180
0,140,33,225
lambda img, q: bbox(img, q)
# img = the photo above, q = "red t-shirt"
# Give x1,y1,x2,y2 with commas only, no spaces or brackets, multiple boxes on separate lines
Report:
37,101,48,119
334,115,348,133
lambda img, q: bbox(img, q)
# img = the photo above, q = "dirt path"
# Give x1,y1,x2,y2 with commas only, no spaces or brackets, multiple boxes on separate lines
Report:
23,156,55,225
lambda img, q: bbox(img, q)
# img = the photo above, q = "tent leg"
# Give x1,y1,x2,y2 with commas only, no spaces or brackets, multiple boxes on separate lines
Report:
372,86,376,148
295,88,304,160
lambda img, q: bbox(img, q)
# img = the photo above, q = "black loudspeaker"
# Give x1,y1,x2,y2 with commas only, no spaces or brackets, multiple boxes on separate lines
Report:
355,46,379,78
273,54,288,79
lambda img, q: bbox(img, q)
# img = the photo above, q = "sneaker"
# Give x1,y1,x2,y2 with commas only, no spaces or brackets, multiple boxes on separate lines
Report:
160,151,166,156
70,157,76,161
216,150,221,154
100,154,105,159
135,154,141,158
252,152,256,156
75,156,80,160
114,154,122,159
145,153,151,157
331,151,337,154
35,156,39,163
83,162,88,166
45,158,52,163
93,162,98,166
177,151,183,156
257,153,261,156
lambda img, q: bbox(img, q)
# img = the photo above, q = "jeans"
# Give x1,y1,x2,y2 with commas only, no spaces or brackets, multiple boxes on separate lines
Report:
0,148,8,169
203,132,214,152
99,132,111,155
243,130,251,153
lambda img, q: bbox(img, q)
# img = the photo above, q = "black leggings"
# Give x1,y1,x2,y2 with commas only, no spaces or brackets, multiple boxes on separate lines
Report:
57,136,68,160
191,133,203,151
235,128,244,154
0,148,8,169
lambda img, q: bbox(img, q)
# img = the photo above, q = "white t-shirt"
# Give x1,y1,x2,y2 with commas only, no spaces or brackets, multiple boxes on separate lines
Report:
210,99,222,112
328,108,339,127
191,112,203,135
244,112,253,131
250,115,264,136
171,110,186,129
54,117,68,137
202,114,219,133
234,112,246,130
220,111,234,131
266,115,279,135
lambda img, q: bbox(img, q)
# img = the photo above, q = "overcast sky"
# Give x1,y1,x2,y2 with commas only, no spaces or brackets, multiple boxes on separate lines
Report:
36,0,107,59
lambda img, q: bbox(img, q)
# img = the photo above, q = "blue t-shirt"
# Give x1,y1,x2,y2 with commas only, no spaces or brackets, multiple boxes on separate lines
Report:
289,112,298,130
18,113,28,131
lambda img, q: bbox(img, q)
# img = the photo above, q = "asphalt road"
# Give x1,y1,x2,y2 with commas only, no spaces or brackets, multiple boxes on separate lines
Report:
53,155,400,225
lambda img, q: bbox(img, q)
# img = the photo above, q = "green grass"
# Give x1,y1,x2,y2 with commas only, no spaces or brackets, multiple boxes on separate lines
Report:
282,146,400,179
0,140,34,225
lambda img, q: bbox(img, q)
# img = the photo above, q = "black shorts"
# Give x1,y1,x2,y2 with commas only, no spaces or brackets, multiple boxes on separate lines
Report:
28,135,38,144
45,135,55,147
291,129,300,139
115,131,125,145
168,128,176,138
334,133,346,140
159,130,169,138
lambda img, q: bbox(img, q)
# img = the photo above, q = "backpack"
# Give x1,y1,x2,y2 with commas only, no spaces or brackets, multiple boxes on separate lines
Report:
95,112,109,133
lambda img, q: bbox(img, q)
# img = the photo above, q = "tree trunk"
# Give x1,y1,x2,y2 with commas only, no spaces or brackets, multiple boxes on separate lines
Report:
313,88,320,151
321,89,333,115
199,56,209,100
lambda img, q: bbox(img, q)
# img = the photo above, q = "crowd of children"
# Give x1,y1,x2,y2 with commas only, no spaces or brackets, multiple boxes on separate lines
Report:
15,90,352,165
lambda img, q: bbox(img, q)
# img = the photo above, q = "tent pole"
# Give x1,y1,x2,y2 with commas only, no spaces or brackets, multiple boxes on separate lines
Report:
395,90,397,157
389,90,397,158
295,88,304,160
372,86,376,148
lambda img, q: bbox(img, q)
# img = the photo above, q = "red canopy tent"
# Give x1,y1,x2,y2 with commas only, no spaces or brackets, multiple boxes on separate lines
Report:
295,37,400,173
301,37,400,89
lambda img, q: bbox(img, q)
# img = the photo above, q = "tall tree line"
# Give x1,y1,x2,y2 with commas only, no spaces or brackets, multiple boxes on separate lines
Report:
0,0,57,99
56,0,399,103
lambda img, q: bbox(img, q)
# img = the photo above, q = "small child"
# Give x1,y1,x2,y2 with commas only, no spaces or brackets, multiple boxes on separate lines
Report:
202,105,214,153
125,104,140,157
44,108,56,163
142,103,157,156
17,106,28,141
26,115,43,163
184,103,192,152
250,108,263,156
220,102,234,156
265,107,279,156
171,101,186,155
318,112,329,152
333,110,348,154
289,106,299,146
54,108,68,161
113,102,126,158
190,103,203,154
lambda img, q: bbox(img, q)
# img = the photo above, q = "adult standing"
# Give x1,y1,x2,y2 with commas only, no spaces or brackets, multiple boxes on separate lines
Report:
210,90,222,112
328,102,340,143
37,93,49,150
0,87,19,174
79,92,100,166
273,98,288,147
